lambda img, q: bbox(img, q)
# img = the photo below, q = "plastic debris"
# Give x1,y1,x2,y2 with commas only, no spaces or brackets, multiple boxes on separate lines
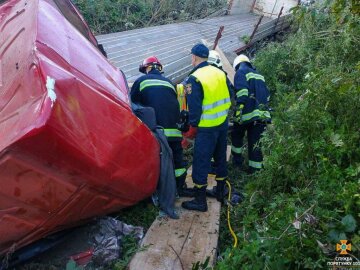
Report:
91,217,144,266
69,248,94,266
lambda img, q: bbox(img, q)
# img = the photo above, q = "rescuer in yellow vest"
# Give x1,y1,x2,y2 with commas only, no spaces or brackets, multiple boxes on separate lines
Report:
181,44,231,212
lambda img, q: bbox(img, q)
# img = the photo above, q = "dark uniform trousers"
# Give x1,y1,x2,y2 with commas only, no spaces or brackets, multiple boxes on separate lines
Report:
192,122,228,186
231,121,266,170
168,140,187,181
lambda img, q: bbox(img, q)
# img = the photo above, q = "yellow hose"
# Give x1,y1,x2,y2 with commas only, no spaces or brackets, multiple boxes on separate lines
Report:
226,180,238,248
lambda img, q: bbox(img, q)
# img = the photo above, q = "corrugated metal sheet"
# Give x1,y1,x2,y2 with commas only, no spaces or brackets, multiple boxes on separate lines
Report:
96,13,272,84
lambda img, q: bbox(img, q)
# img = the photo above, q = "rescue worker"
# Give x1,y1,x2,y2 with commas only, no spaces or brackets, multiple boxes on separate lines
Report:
207,50,234,94
130,56,192,197
181,44,231,212
182,50,234,151
206,50,234,177
231,54,271,173
207,50,224,71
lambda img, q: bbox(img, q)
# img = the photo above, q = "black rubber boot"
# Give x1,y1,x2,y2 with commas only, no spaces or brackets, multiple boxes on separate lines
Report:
178,186,196,197
206,180,227,203
182,187,208,212
176,174,195,197
215,180,226,203
231,156,244,169
247,167,261,175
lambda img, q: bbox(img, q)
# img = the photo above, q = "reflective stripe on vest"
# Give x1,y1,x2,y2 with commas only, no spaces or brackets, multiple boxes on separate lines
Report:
246,72,265,82
202,97,231,110
242,109,271,122
192,65,231,127
164,128,182,138
140,79,175,92
201,109,229,120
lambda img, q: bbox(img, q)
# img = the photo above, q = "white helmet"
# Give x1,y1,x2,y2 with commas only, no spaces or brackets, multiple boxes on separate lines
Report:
233,54,250,70
208,50,223,68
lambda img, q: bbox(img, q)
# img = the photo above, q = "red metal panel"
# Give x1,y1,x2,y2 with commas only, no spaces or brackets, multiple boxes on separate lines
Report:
0,0,160,255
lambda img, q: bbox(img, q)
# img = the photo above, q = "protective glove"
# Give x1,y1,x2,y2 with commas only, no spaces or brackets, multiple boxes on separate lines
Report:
234,104,244,124
183,126,197,139
181,126,197,149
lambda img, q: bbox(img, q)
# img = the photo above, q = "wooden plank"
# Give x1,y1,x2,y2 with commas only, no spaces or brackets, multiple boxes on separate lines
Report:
201,38,235,84
129,146,231,270
185,169,217,188
215,47,235,84
129,176,220,270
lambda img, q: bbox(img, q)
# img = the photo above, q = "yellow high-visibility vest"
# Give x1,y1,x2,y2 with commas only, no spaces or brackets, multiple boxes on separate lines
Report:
192,65,231,127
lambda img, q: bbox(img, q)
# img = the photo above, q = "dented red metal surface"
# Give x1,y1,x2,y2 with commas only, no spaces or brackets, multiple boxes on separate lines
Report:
0,0,160,255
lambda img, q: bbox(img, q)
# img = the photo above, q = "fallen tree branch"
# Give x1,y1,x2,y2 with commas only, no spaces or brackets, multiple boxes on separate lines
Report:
276,203,316,240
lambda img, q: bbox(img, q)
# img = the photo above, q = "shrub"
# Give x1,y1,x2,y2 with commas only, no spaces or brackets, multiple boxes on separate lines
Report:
217,1,360,268
72,0,227,34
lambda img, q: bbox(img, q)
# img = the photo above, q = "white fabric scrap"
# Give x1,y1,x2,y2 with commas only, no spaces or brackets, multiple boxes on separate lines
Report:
46,76,57,107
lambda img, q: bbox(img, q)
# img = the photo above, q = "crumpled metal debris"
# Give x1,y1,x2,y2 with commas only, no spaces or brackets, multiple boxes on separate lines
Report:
91,217,143,266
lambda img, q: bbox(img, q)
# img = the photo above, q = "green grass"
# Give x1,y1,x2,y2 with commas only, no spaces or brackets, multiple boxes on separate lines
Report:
115,200,158,230
112,234,144,270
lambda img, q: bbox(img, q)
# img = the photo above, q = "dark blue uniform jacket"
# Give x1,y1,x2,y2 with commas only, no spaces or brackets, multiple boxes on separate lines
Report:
130,69,181,141
234,62,271,124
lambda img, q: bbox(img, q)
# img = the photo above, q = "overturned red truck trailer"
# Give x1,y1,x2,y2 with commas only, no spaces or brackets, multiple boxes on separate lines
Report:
0,0,160,256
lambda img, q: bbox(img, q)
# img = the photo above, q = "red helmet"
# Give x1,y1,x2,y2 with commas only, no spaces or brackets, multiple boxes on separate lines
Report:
139,56,163,73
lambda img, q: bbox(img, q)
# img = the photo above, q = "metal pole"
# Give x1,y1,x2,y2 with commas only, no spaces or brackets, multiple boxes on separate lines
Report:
278,6,284,17
249,15,264,41
271,0,279,18
273,6,284,32
250,0,257,12
213,26,225,50
234,15,263,54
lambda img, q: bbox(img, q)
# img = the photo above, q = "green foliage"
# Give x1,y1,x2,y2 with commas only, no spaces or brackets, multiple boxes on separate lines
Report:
328,214,357,242
109,201,157,269
217,1,360,269
113,234,142,270
241,35,251,44
116,200,158,229
192,257,211,270
66,260,83,270
72,0,227,34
